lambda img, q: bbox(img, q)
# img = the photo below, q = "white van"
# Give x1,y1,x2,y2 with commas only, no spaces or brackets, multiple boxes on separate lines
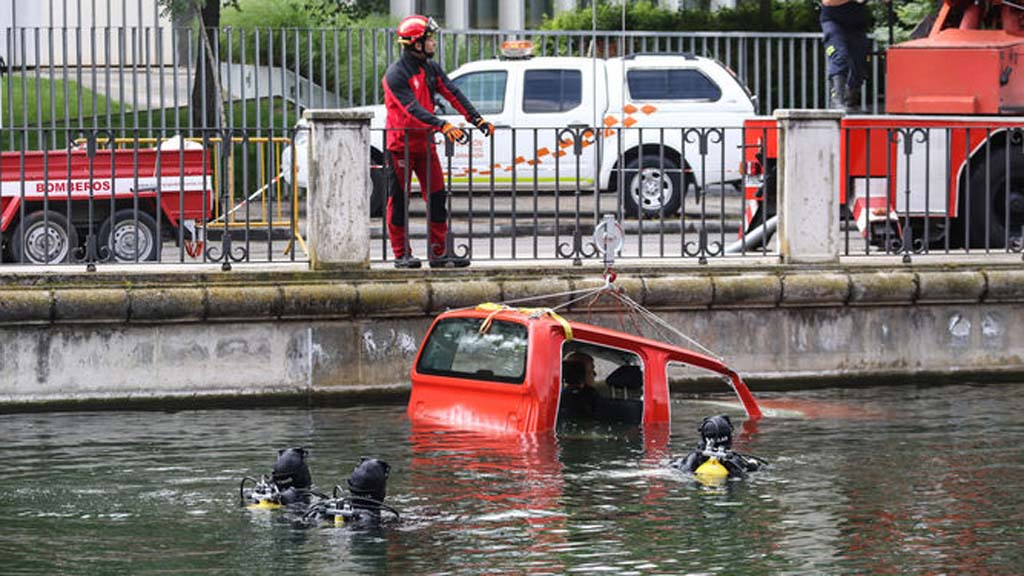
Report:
365,45,756,218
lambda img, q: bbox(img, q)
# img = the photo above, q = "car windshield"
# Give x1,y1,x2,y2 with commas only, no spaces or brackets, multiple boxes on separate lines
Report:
417,317,528,384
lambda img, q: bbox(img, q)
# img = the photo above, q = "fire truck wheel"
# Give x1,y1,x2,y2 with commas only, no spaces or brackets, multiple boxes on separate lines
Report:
623,154,682,219
98,209,159,262
9,210,79,264
967,150,1024,249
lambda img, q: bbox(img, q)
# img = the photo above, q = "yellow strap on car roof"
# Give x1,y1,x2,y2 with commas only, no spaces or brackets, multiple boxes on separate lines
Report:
475,303,573,341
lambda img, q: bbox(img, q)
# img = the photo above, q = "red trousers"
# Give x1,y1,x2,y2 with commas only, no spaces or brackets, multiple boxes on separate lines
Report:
386,148,448,259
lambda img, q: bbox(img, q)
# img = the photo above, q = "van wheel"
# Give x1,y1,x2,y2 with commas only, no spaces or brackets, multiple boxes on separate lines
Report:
965,147,1024,249
623,154,682,218
10,210,79,264
98,209,160,261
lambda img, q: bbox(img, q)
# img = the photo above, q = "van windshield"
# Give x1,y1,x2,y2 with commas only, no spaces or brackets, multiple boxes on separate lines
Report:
417,318,528,384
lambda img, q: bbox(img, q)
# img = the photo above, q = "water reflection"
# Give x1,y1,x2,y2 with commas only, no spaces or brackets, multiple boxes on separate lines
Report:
0,385,1021,574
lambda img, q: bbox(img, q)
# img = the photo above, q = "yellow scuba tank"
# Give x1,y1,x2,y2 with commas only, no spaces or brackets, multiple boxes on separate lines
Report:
694,456,730,483
248,498,283,510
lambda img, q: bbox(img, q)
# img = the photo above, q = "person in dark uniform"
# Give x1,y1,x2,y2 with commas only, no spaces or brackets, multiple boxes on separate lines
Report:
270,447,317,506
671,415,765,480
821,0,873,112
304,457,400,529
558,352,600,420
241,447,319,509
382,14,494,269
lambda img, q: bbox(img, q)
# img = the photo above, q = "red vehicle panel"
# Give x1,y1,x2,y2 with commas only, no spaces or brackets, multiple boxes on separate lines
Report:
408,305,761,434
0,145,213,232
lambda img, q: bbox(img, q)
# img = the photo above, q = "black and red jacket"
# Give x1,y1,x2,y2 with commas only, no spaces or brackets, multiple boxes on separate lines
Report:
382,50,480,153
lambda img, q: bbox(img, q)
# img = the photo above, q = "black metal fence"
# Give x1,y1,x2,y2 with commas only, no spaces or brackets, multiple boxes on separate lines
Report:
839,125,1024,258
369,124,770,266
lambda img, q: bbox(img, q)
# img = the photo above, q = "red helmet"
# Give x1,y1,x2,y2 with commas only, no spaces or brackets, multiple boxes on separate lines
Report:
396,15,439,46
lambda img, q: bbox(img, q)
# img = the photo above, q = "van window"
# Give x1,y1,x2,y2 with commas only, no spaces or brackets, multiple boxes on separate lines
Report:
453,71,507,115
558,341,645,429
627,69,722,101
417,318,528,384
523,69,582,113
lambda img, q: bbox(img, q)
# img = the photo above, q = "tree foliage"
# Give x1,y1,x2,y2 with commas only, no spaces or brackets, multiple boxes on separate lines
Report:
541,0,821,33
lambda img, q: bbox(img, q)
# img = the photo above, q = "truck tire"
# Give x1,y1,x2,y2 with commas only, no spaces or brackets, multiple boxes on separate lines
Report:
623,154,683,218
966,147,1024,249
98,209,160,261
9,210,79,264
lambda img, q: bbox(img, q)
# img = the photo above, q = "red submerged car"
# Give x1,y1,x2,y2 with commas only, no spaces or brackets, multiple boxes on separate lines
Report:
408,304,762,434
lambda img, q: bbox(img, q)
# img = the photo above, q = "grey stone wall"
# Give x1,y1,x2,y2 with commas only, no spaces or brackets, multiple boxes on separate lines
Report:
2,265,1023,409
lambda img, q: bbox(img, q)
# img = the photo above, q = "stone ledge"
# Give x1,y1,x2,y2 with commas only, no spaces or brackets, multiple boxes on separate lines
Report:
0,266,1017,326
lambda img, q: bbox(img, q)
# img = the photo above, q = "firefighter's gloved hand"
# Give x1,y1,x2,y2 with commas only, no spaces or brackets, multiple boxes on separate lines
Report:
441,122,468,145
474,117,494,138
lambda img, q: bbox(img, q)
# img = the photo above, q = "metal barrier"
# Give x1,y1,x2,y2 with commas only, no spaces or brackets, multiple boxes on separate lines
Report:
370,124,767,265
841,124,1024,258
0,25,882,135
0,127,307,267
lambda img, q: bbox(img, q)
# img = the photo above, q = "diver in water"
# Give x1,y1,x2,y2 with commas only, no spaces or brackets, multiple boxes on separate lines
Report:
671,415,765,480
241,447,320,508
304,457,401,529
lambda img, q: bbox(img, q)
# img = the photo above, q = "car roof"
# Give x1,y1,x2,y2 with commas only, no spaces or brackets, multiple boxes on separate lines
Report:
451,54,720,75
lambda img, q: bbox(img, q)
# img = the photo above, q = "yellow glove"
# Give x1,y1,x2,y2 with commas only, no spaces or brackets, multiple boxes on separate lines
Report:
474,117,494,137
440,122,468,145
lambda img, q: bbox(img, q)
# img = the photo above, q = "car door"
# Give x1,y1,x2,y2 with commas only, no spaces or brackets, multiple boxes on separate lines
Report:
432,68,513,191
512,61,602,193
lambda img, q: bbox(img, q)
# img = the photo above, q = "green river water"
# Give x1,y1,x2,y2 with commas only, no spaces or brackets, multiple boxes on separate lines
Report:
1,383,1022,575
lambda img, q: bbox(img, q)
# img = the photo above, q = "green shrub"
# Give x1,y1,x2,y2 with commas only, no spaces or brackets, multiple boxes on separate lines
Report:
221,0,395,108
541,0,820,33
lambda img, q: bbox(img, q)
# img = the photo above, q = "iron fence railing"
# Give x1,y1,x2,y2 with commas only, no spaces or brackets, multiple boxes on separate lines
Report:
369,124,770,265
0,126,307,267
1,26,883,137
840,124,1024,259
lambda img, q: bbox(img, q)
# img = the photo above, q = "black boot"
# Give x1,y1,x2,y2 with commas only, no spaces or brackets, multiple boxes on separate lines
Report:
829,75,850,112
394,255,421,269
429,256,470,268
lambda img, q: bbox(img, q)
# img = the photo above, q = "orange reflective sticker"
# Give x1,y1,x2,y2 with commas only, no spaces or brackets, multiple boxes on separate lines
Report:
623,117,638,128
537,147,550,157
514,156,525,164
641,104,657,115
603,116,619,127
623,104,638,114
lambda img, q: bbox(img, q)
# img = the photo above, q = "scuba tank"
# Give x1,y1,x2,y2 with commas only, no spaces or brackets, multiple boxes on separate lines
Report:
302,458,401,528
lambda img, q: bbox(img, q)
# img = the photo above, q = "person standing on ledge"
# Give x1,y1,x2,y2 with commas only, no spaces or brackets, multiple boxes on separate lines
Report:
383,14,494,269
821,0,873,112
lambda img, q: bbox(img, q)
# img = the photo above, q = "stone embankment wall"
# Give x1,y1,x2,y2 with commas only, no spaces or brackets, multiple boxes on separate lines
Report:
2,264,1023,411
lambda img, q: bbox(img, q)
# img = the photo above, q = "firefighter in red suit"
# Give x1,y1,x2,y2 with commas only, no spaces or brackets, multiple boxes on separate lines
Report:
383,15,493,268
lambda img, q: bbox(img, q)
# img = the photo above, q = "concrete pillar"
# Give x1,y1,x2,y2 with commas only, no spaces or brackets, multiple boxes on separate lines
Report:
303,109,373,270
446,0,469,30
499,2,525,32
391,0,415,20
774,109,843,264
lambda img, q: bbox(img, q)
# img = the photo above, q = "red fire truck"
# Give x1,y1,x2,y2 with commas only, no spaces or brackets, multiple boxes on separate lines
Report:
0,138,213,264
742,0,1024,251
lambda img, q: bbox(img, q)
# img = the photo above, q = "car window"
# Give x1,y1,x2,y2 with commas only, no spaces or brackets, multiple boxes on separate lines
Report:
417,317,528,384
523,69,582,113
452,71,508,115
627,69,722,101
